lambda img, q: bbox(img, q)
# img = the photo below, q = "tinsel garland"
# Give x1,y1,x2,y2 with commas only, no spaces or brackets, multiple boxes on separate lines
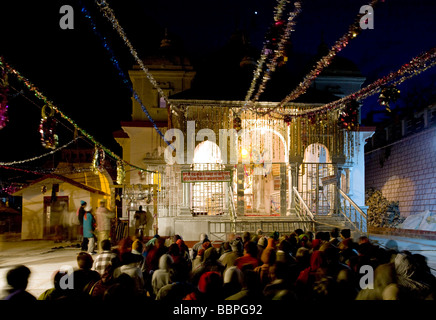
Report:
0,68,9,129
244,0,292,103
0,137,78,166
81,4,172,149
260,0,379,116
0,57,155,173
248,1,302,106
292,46,436,117
95,0,170,106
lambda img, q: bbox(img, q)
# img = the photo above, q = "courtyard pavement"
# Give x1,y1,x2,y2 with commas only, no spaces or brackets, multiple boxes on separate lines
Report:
1,233,436,299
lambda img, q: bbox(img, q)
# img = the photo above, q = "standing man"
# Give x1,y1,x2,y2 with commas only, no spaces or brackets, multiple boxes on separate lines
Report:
83,204,96,254
95,200,116,253
77,200,88,250
134,205,147,240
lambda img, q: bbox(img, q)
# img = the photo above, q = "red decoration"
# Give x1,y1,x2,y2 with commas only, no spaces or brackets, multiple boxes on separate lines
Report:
339,100,359,130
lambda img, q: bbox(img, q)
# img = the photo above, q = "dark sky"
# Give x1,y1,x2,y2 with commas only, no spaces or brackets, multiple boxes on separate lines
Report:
0,0,435,170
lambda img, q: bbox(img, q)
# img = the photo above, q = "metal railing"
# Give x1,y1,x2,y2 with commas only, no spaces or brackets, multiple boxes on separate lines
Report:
293,187,315,221
208,219,316,241
337,187,368,234
228,185,237,233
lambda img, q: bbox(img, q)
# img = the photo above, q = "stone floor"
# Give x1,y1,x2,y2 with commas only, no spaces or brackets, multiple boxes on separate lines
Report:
1,233,436,299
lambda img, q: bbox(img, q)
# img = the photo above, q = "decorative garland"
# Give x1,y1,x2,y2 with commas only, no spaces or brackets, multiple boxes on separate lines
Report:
0,67,8,129
95,0,170,106
290,46,436,117
0,57,155,173
248,1,302,106
0,137,78,166
259,0,379,116
244,0,292,103
81,4,173,149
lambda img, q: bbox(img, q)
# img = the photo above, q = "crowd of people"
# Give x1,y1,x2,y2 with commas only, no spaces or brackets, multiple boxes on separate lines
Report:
2,227,436,302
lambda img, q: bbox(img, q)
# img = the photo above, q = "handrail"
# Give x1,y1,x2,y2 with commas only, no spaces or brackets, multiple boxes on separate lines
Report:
337,187,367,233
228,185,237,232
293,187,315,221
337,188,367,219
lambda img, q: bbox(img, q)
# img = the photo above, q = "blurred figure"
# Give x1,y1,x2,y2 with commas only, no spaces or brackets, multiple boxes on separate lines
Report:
95,200,116,253
2,265,36,301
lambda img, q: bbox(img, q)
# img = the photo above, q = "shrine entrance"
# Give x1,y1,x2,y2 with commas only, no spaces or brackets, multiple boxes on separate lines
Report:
190,140,227,215
238,127,288,216
297,144,337,215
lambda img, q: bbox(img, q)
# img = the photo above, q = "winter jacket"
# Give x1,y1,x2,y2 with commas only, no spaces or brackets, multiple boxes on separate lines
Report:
83,212,95,238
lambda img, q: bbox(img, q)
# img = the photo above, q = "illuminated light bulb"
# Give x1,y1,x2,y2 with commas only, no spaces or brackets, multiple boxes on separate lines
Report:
241,148,249,159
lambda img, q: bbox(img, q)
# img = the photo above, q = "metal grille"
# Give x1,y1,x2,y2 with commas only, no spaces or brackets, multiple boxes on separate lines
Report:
298,163,336,215
158,167,181,217
191,163,226,216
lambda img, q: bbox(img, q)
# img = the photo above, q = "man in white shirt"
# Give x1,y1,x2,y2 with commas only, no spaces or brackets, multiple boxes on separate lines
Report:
95,200,116,253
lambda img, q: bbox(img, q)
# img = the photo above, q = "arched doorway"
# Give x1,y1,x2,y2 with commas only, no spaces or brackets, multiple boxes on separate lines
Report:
191,140,226,215
299,143,336,215
238,128,288,215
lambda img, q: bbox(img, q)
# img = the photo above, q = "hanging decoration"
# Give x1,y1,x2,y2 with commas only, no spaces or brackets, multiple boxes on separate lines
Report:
244,0,290,103
0,67,9,129
378,86,400,112
116,160,126,185
249,1,302,105
0,137,77,166
95,0,170,106
244,0,301,106
39,105,59,149
252,0,379,116
81,4,173,150
338,100,359,131
92,146,105,174
233,116,242,131
0,57,155,173
284,114,293,125
291,46,436,117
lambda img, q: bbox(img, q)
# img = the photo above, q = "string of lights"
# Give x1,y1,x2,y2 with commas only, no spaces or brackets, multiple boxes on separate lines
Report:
244,0,291,104
282,46,436,117
95,0,170,106
80,4,173,149
257,0,379,116
248,1,302,106
0,57,156,174
0,137,79,166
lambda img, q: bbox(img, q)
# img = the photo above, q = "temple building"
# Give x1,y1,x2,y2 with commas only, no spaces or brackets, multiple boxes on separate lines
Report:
114,33,373,241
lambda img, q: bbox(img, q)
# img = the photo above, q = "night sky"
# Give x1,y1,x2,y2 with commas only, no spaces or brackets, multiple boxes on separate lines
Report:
0,0,435,180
